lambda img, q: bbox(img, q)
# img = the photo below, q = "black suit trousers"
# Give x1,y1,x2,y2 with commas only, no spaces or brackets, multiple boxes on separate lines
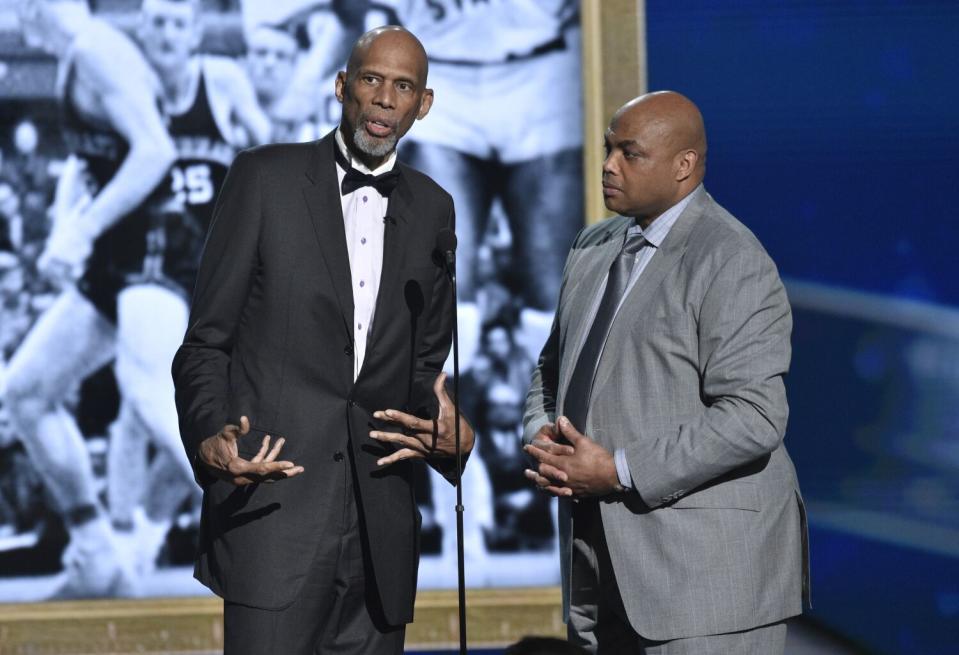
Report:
223,450,404,655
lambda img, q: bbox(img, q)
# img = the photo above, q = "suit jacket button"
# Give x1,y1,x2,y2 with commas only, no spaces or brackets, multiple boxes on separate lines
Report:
333,451,344,462
348,400,356,407
344,345,353,357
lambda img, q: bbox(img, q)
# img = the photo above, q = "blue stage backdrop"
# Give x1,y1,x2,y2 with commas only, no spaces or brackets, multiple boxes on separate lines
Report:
647,1,959,653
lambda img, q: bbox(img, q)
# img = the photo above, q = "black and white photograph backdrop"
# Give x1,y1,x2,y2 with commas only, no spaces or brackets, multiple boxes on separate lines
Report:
0,0,583,601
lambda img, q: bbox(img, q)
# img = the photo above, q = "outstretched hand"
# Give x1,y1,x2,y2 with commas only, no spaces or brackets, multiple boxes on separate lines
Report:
370,372,474,468
523,416,621,498
197,416,304,486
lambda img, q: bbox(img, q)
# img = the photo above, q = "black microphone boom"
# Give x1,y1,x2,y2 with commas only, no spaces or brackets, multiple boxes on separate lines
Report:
434,226,466,655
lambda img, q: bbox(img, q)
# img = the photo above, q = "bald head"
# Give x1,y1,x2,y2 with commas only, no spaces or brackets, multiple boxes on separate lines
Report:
602,91,707,225
346,26,428,87
335,25,434,168
615,91,707,176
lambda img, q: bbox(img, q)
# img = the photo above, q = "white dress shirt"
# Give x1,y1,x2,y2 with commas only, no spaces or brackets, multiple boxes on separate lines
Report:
334,129,397,381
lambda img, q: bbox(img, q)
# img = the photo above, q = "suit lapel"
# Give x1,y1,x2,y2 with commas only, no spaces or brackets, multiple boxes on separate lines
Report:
559,218,629,400
367,169,413,348
558,190,708,403
615,187,706,322
302,133,354,339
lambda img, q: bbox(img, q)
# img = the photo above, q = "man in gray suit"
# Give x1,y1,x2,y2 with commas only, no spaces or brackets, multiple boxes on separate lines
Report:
523,91,808,653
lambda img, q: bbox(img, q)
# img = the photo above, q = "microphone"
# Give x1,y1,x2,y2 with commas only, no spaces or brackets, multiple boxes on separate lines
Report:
435,228,457,278
435,226,466,654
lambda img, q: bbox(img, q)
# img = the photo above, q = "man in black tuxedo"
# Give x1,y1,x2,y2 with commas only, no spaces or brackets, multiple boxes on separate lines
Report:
172,26,473,654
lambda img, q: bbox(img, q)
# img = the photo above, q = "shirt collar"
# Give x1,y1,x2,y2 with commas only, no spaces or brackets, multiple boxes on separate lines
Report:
629,184,701,248
335,127,397,177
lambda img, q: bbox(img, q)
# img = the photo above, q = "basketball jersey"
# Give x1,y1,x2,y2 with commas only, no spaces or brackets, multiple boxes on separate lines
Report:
60,60,129,200
154,63,237,296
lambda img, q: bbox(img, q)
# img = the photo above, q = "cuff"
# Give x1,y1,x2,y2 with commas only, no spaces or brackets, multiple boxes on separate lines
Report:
614,448,634,490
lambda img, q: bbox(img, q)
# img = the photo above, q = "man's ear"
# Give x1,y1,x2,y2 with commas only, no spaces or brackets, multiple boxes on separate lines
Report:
675,149,698,182
334,71,346,103
416,88,434,120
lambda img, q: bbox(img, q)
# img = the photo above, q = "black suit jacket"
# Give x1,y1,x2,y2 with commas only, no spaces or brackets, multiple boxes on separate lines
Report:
172,132,455,624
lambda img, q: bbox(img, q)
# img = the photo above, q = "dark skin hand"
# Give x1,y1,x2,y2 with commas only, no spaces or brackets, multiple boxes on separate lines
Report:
370,372,475,467
198,416,305,486
523,416,621,498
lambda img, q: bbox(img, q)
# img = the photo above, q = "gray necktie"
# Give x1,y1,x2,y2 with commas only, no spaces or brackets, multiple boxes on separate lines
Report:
563,231,647,432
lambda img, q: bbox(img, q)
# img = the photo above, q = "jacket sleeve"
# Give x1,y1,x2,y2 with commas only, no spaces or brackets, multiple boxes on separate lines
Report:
523,228,583,445
625,243,793,507
171,149,261,480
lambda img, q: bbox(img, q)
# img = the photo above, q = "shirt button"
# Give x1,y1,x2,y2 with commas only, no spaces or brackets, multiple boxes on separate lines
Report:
362,196,368,203
357,323,362,330
333,451,344,462
359,280,365,287
361,238,366,244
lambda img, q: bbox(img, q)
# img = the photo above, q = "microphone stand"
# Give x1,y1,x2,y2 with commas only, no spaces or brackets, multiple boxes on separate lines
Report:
447,254,467,655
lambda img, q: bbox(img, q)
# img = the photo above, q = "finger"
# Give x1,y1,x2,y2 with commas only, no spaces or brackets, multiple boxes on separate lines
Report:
523,443,562,468
524,469,571,495
536,461,569,483
234,464,305,485
374,409,432,434
228,457,293,477
260,465,305,481
263,436,285,463
376,448,424,467
524,468,546,485
543,484,574,497
433,372,451,408
221,423,241,441
536,423,559,440
251,460,300,477
370,430,429,454
523,468,555,487
557,416,586,444
530,438,575,456
250,435,271,463
239,415,251,435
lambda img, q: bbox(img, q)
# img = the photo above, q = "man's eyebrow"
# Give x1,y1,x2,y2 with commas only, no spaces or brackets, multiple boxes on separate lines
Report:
605,137,640,149
357,66,419,85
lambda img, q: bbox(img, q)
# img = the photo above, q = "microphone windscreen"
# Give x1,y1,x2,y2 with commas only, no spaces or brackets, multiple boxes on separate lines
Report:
435,228,457,254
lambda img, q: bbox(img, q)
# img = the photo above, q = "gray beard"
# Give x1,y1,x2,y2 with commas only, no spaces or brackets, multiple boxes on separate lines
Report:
352,125,397,158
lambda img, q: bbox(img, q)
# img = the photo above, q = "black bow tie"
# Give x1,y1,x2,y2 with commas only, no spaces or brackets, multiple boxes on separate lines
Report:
335,145,400,197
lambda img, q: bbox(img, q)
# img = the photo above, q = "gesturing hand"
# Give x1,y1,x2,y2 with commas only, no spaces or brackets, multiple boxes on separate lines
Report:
197,416,304,486
523,416,620,498
370,372,475,468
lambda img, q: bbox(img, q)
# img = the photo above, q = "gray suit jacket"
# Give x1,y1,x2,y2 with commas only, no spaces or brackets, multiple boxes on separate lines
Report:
524,187,809,641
